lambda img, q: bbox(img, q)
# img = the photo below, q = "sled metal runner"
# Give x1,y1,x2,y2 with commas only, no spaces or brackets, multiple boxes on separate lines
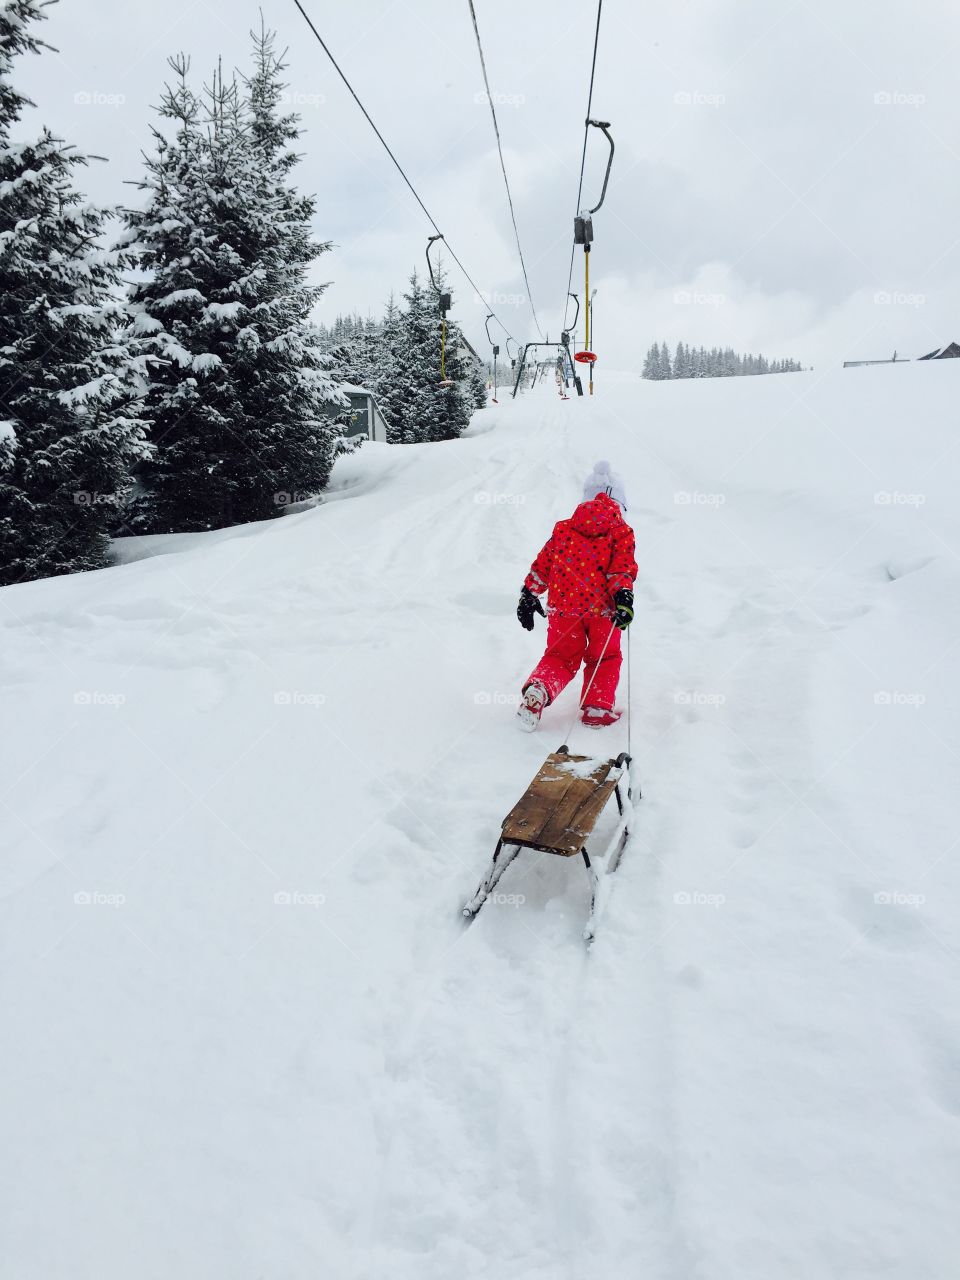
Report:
463,748,638,943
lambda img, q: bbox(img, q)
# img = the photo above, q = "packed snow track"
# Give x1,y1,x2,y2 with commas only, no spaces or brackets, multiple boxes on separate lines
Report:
2,364,959,1279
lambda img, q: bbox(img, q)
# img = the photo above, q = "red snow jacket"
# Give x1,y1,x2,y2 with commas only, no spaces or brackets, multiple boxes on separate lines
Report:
524,493,637,617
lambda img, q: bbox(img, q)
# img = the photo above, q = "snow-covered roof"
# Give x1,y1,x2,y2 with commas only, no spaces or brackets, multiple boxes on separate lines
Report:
458,335,482,364
339,382,374,397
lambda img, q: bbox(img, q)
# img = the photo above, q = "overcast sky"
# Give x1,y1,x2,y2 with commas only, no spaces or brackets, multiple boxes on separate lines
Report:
12,0,960,370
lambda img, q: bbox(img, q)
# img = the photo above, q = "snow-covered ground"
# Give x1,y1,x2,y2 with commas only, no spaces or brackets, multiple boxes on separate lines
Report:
2,362,959,1279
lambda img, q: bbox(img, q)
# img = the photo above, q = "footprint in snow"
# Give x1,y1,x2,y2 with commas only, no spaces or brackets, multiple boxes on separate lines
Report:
732,827,762,850
676,963,704,989
842,887,927,952
885,555,935,582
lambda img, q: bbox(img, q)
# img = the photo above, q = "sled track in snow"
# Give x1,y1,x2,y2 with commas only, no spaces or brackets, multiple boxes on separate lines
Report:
351,397,698,1279
8,370,960,1280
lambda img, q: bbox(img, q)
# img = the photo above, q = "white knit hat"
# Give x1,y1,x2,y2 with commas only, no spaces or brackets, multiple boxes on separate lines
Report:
583,460,627,511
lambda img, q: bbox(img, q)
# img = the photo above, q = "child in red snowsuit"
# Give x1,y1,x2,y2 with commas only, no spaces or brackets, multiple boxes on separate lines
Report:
516,471,637,730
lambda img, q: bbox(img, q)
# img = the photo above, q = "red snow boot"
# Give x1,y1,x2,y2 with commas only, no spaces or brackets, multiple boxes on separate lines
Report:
581,706,621,729
517,682,549,732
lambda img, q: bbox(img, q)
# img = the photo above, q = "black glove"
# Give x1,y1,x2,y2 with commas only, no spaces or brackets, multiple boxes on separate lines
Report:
517,586,546,631
613,588,634,631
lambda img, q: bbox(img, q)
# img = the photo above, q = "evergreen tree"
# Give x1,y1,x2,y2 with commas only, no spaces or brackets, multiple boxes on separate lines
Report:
375,295,416,444
327,319,382,391
121,35,343,533
640,338,802,382
0,0,148,585
465,355,488,410
386,269,471,444
241,24,344,496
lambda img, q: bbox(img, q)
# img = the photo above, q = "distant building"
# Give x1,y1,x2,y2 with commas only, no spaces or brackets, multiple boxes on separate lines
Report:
330,383,388,443
917,342,960,361
456,333,484,373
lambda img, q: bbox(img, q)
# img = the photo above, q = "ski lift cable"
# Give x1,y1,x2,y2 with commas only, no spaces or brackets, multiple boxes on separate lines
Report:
467,0,544,341
561,0,603,331
291,0,519,344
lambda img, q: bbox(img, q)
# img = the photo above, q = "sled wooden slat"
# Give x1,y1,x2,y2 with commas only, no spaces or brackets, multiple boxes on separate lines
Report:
501,752,621,857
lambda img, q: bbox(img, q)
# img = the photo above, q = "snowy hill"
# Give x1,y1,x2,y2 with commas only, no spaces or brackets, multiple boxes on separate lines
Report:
2,363,959,1279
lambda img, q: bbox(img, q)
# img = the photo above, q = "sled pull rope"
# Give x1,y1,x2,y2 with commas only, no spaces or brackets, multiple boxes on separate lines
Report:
558,617,618,752
626,620,632,764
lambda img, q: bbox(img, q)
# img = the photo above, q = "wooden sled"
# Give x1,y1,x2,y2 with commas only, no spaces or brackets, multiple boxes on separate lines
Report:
463,748,638,943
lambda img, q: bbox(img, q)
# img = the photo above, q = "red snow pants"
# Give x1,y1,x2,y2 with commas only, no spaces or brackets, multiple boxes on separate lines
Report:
525,614,622,710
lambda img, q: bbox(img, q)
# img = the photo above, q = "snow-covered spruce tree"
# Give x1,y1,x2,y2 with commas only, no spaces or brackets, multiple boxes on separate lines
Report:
121,38,343,533
465,355,488,410
242,24,344,492
375,294,419,444
428,280,474,441
392,270,439,443
0,0,149,585
117,60,227,532
327,316,382,391
395,268,472,443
